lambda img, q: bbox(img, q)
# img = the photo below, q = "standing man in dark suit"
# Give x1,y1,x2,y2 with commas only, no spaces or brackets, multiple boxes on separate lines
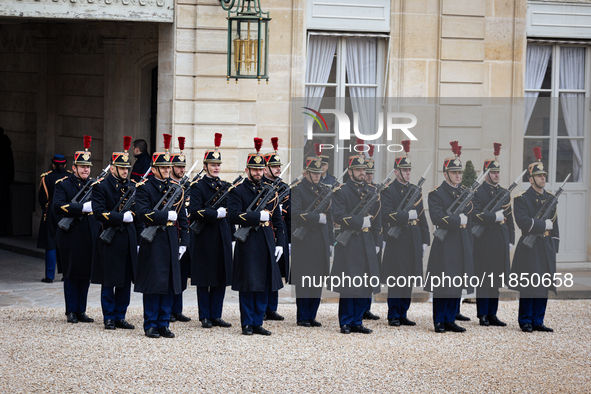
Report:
319,155,337,186
330,154,382,334
37,154,69,283
190,133,233,329
510,147,559,333
291,146,333,327
425,141,474,333
382,141,430,327
169,136,192,324
135,134,189,338
262,137,289,322
228,138,285,336
131,139,151,183
54,135,100,324
91,136,137,331
472,143,515,327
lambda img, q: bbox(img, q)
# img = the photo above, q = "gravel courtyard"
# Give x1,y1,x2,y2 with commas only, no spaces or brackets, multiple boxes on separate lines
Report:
1,300,590,393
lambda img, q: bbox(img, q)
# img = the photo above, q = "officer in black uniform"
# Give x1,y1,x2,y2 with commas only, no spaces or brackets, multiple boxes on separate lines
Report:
131,139,151,183
319,155,337,186
330,154,381,334
425,141,474,333
291,148,334,327
262,137,289,322
54,135,100,324
228,138,285,336
382,141,430,327
190,133,233,329
37,154,69,283
169,136,192,324
91,136,137,330
472,143,515,327
135,134,189,338
510,147,559,333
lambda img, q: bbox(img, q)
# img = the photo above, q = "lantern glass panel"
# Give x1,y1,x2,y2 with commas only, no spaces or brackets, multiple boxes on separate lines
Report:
229,18,268,80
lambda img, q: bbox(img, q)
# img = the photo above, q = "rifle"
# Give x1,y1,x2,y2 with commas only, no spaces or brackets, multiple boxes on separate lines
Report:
336,168,396,247
292,168,347,241
471,169,527,239
58,164,111,231
234,166,290,243
189,174,244,235
99,168,151,244
433,169,490,242
387,163,432,239
140,161,198,243
522,173,570,249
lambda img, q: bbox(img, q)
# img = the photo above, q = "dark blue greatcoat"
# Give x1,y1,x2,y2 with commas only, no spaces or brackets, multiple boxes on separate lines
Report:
381,179,430,292
290,177,333,295
263,176,290,278
134,177,189,295
37,168,69,250
130,151,151,183
53,173,100,280
330,179,382,296
510,186,559,296
228,177,285,293
189,175,233,287
425,181,474,296
472,182,515,290
91,174,139,288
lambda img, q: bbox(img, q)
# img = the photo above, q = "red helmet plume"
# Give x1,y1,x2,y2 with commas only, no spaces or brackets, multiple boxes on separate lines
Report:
83,135,92,151
271,137,279,152
493,143,501,158
314,143,323,157
401,140,411,154
214,133,222,149
123,136,132,152
450,141,459,156
163,134,172,151
178,136,186,152
368,144,375,158
356,138,364,147
254,137,263,153
533,146,542,161
457,145,462,158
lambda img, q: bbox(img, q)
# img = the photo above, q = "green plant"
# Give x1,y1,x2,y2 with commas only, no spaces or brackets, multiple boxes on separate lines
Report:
462,160,477,187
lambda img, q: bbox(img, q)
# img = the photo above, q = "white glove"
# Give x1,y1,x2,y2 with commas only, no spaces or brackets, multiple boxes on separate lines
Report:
123,211,133,223
275,246,284,262
168,211,178,222
495,210,504,223
319,213,327,224
260,211,270,222
179,246,187,260
82,201,92,213
232,241,236,254
382,241,386,250
545,219,553,230
375,246,380,254
509,243,514,251
408,210,418,220
217,207,227,219
137,246,140,253
422,243,428,257
459,214,468,226
362,216,371,229
288,243,291,255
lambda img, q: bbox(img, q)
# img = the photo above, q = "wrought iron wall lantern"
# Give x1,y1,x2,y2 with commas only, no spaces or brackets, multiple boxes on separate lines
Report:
219,0,271,84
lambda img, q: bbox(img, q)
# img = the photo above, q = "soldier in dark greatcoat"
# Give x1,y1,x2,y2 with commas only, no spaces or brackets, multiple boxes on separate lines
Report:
37,154,69,283
131,139,151,183
510,147,559,333
91,136,138,331
291,146,333,327
262,137,289,322
169,136,192,324
228,138,285,336
54,135,101,324
471,143,515,327
135,134,189,339
425,141,474,333
190,133,233,329
330,154,382,335
382,140,430,327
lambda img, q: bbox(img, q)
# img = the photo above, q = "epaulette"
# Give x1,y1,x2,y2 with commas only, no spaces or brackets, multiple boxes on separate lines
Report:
136,180,147,187
546,191,554,196
514,191,525,198
429,186,439,193
367,183,377,190
67,170,73,173
94,178,104,184
40,171,51,177
56,176,68,184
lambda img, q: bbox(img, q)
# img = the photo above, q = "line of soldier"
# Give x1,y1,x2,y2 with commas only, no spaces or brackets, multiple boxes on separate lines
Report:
39,133,559,337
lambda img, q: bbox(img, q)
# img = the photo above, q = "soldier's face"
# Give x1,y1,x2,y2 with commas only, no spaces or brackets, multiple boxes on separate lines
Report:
206,163,221,177
488,171,500,185
307,171,322,184
321,163,328,175
153,166,171,180
73,165,91,180
446,170,463,186
349,168,366,183
268,165,282,179
365,172,374,184
530,174,546,189
111,166,129,179
172,166,185,179
248,168,264,183
396,168,411,183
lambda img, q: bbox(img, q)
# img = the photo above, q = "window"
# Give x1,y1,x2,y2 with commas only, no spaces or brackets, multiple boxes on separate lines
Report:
304,33,387,179
524,44,588,183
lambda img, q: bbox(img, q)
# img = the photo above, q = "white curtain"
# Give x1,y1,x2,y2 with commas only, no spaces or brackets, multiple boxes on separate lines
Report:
559,47,585,182
305,36,337,111
346,37,377,150
524,45,552,134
